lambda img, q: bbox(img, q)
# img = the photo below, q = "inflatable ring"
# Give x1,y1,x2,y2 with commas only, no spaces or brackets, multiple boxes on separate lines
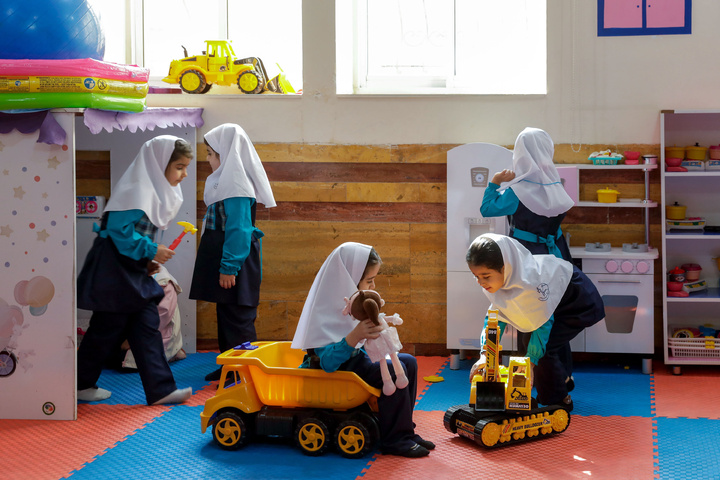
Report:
0,59,149,112
0,93,145,113
0,76,148,98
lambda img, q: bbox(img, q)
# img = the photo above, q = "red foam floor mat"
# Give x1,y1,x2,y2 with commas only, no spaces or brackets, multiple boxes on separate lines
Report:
652,363,720,419
359,412,656,480
2,403,170,480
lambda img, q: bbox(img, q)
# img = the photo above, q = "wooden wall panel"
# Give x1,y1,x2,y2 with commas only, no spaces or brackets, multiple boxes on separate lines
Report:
76,151,110,197
171,142,664,354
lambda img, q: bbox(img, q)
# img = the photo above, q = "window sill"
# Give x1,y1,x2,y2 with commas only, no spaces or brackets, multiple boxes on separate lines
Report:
335,92,547,98
147,92,302,98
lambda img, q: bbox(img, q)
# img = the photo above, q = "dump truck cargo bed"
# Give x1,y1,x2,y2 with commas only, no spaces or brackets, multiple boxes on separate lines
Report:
215,341,381,410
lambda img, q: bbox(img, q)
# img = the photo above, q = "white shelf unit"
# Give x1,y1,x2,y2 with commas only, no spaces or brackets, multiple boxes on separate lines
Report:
661,110,720,372
567,163,658,246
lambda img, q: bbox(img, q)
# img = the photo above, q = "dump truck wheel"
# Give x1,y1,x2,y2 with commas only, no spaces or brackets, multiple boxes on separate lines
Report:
212,411,249,450
200,83,212,94
237,70,264,94
351,411,380,446
295,417,330,456
0,351,16,376
335,420,372,459
179,70,207,94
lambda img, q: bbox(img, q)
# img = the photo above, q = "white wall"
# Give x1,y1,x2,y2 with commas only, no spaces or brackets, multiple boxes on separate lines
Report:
147,0,717,147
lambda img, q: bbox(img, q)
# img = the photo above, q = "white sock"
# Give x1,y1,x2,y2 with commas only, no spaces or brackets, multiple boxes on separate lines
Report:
152,387,192,405
78,387,112,402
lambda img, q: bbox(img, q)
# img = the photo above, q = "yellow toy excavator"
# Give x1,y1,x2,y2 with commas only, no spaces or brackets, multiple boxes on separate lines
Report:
443,309,570,448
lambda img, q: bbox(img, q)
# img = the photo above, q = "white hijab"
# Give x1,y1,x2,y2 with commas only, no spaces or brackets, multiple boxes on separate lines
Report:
497,127,574,217
203,123,276,208
291,242,372,350
476,233,572,332
104,135,184,230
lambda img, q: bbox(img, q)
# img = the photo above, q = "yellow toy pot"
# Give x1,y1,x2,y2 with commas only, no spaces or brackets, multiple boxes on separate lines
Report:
597,187,619,203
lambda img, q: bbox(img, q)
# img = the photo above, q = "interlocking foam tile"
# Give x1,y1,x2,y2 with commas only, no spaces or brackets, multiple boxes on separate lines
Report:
415,358,476,412
64,405,373,480
3,403,168,480
415,356,449,406
78,352,220,406
655,417,720,479
569,363,652,417
652,364,720,419
360,412,655,480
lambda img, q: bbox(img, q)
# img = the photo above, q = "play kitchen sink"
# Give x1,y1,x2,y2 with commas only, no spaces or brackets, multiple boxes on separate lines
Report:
585,242,611,252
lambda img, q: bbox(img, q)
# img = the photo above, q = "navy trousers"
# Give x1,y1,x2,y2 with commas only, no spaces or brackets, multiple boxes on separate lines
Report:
77,303,177,405
342,352,420,453
216,303,257,352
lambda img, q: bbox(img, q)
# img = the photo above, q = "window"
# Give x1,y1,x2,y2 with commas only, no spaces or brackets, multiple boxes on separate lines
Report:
336,0,546,95
88,0,303,93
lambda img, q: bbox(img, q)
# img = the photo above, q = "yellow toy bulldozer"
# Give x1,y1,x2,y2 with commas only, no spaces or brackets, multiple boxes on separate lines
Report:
444,310,570,448
162,40,295,95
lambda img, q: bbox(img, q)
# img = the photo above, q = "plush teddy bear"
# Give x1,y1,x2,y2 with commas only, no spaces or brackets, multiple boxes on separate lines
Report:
342,290,409,396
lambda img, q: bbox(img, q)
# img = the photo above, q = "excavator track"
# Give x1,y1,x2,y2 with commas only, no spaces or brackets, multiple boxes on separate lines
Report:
444,403,570,448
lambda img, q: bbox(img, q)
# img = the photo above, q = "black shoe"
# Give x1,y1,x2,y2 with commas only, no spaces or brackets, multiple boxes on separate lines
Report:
204,367,222,381
414,437,435,450
566,376,575,393
562,396,574,412
397,444,430,458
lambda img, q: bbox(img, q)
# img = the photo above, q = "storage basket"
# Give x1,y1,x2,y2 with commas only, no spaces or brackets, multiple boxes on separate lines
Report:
590,156,621,165
707,159,720,171
668,336,720,359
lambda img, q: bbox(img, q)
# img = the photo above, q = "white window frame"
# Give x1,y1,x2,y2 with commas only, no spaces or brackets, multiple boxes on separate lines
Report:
92,0,301,91
337,0,547,96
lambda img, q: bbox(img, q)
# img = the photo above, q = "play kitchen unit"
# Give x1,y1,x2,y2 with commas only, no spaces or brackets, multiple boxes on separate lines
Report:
569,160,658,375
661,110,720,374
446,143,658,373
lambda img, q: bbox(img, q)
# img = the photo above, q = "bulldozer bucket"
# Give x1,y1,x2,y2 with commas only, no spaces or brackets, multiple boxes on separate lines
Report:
266,72,295,94
474,381,505,412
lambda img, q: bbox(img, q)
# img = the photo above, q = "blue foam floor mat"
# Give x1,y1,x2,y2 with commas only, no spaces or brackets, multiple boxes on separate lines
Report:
416,358,652,417
655,417,720,480
78,351,219,405
67,405,375,480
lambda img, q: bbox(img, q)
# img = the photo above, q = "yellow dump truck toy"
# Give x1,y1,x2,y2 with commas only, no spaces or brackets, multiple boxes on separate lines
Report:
201,341,380,458
443,310,570,447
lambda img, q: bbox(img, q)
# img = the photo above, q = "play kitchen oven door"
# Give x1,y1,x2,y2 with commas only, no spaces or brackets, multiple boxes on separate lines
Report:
581,259,654,355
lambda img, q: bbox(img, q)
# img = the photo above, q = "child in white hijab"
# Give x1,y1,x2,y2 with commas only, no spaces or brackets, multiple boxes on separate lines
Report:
77,135,194,406
189,124,276,381
466,234,604,411
292,242,434,458
481,127,575,260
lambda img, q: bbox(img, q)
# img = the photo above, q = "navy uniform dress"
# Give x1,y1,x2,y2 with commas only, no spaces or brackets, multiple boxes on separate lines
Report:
300,341,423,455
507,265,604,406
481,183,572,261
189,197,263,353
76,210,179,405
